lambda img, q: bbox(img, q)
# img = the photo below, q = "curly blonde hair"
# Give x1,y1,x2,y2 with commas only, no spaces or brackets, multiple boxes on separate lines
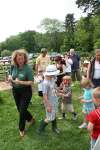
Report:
12,49,28,65
80,78,92,88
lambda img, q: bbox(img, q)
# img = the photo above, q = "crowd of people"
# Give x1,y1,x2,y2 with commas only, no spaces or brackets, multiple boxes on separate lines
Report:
8,48,100,150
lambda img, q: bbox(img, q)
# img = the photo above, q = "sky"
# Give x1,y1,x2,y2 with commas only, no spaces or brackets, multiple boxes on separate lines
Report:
0,0,86,42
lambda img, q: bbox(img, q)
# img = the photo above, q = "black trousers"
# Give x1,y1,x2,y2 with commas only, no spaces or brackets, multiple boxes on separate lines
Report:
56,73,65,87
71,69,81,81
92,79,100,88
12,86,33,131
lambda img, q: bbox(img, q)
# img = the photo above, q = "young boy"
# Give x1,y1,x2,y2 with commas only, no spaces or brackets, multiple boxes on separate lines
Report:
59,75,77,120
34,70,44,105
86,87,100,150
38,65,60,134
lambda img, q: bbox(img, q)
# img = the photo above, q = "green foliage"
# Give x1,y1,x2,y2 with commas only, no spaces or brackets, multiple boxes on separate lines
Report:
40,18,65,52
0,85,89,150
20,31,36,53
94,39,100,49
0,31,36,53
34,32,54,51
79,51,94,57
76,0,100,15
61,14,75,51
0,16,99,54
1,49,11,57
0,28,64,53
75,16,94,52
92,15,100,44
65,14,75,32
0,35,22,51
40,18,64,33
75,0,100,52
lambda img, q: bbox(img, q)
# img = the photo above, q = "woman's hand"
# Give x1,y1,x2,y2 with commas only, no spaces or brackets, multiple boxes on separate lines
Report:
12,78,33,86
13,78,21,84
8,75,13,82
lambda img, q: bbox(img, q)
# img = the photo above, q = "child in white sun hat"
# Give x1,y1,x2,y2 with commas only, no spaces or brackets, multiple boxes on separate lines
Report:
38,64,60,134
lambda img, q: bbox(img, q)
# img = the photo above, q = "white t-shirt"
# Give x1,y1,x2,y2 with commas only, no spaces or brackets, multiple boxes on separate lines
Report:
65,58,73,73
93,61,100,79
34,75,44,91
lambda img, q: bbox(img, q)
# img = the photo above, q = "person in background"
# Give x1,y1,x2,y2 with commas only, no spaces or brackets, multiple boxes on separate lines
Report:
78,79,95,129
8,49,35,137
69,48,81,82
55,56,66,87
58,75,77,120
87,49,100,88
86,87,100,150
82,59,90,79
38,65,60,134
34,70,44,105
35,48,51,75
64,52,73,76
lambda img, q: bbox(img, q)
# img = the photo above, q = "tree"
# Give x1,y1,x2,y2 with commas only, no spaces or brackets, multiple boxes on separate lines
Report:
40,18,64,33
20,31,36,53
1,49,11,57
75,17,94,52
94,39,100,49
40,18,65,52
34,32,51,51
0,35,23,51
61,14,76,51
91,15,100,44
76,0,100,15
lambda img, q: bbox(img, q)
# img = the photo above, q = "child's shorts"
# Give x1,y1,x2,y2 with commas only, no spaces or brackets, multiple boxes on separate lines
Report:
38,91,43,97
61,103,74,112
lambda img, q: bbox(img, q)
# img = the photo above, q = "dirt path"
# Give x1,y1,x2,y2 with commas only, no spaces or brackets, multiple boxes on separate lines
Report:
0,81,12,91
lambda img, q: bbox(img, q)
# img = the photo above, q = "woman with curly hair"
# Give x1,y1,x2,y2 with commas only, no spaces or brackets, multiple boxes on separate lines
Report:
8,49,35,137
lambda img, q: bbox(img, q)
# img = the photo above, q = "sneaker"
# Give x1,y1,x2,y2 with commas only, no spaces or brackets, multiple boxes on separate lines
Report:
19,130,25,137
58,117,66,120
72,114,77,120
78,123,87,129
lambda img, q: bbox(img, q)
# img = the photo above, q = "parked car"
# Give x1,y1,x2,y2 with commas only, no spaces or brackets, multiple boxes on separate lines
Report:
49,52,60,61
0,56,11,65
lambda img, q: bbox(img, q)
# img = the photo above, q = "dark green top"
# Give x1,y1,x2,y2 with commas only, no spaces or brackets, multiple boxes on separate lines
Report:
10,64,33,88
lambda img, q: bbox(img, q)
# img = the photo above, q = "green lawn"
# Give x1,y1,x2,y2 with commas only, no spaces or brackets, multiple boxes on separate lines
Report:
0,84,90,150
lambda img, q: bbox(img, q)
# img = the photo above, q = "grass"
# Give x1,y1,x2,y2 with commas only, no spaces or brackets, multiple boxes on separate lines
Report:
0,83,90,150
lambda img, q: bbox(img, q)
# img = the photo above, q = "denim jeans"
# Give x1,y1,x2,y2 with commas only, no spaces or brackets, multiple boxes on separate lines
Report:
90,138,96,150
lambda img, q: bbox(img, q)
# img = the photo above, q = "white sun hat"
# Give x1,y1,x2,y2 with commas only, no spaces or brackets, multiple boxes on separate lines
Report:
44,65,60,76
83,60,89,64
